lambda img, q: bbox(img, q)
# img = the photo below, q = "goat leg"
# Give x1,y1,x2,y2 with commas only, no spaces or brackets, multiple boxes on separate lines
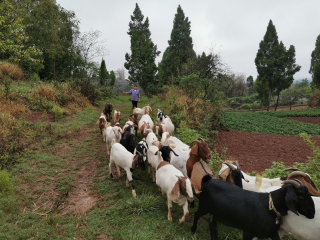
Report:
167,198,173,222
191,205,207,233
209,216,218,240
179,201,189,225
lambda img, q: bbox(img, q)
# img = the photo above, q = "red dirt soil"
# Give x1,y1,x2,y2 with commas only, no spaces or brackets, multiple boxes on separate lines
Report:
26,111,53,123
214,130,320,173
285,117,320,124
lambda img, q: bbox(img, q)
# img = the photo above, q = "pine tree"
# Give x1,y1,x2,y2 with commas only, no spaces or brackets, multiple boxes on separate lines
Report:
99,58,107,86
124,3,160,95
310,34,320,89
158,5,195,86
109,70,116,87
246,75,254,95
255,20,300,110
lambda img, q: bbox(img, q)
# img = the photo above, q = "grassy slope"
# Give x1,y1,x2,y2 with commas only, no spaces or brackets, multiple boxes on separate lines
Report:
2,92,298,240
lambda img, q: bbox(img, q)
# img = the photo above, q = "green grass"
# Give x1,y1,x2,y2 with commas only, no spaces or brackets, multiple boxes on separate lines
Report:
223,111,320,136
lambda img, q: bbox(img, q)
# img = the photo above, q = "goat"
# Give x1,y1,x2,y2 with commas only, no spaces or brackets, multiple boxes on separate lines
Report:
103,103,113,122
109,143,143,197
120,131,136,154
171,139,212,178
96,113,107,137
254,173,320,240
157,109,166,123
154,118,175,136
191,176,315,240
105,125,123,155
219,163,283,191
128,114,139,135
123,120,135,134
146,131,161,148
156,156,200,225
133,104,152,117
134,140,148,167
113,110,121,124
138,114,154,138
161,132,189,150
146,145,179,182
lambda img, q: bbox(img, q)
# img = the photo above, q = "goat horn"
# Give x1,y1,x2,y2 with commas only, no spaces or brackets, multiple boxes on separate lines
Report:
235,160,240,169
198,138,205,142
292,178,304,186
282,167,300,173
283,179,302,188
287,171,308,179
223,162,236,171
191,140,201,144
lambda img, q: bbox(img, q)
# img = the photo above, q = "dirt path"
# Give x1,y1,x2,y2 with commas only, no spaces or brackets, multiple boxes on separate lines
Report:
214,129,320,173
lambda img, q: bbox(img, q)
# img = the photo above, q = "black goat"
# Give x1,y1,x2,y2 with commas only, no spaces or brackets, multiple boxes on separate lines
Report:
157,109,166,122
191,176,315,240
103,103,113,122
155,146,178,163
120,132,135,154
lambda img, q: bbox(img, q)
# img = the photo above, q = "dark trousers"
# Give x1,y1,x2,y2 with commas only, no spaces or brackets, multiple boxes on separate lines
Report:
132,101,138,109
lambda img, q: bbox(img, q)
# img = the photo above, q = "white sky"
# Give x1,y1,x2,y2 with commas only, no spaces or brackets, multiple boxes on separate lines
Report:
55,0,320,80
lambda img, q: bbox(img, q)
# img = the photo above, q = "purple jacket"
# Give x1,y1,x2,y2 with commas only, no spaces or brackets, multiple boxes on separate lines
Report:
127,89,140,101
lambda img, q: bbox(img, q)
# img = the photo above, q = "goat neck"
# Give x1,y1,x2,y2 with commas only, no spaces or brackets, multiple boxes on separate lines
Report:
186,144,201,178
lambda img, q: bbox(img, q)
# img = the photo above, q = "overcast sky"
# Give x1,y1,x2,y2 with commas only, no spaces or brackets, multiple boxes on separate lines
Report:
55,0,320,80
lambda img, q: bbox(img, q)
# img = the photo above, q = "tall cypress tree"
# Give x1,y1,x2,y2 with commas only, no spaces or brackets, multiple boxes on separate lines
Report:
99,58,107,86
255,20,300,111
158,5,195,86
310,34,320,89
124,3,160,95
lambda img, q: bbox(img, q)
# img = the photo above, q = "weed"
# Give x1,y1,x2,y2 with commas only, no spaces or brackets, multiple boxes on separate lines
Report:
0,170,12,192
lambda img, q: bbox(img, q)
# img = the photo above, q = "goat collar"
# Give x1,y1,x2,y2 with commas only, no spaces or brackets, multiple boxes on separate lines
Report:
269,193,282,224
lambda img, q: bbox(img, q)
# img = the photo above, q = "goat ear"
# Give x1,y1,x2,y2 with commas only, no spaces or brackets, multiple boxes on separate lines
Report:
191,180,201,195
285,186,299,216
171,179,180,202
170,149,179,156
190,144,199,155
218,168,230,181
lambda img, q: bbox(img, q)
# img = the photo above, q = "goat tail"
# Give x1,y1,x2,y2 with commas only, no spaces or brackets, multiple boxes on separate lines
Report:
255,173,262,192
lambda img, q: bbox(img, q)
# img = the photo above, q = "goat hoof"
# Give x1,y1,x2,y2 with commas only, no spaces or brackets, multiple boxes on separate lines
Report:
178,219,184,225
110,173,113,178
191,226,197,233
168,217,172,222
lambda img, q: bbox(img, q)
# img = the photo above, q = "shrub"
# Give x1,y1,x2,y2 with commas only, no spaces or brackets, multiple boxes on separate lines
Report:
0,170,12,192
100,86,116,99
51,104,64,119
308,89,320,107
69,78,101,105
0,62,24,81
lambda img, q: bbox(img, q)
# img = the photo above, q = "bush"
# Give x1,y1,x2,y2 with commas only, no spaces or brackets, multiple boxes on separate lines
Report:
70,78,101,105
0,170,12,192
100,86,116,99
51,104,64,119
308,89,320,107
0,62,24,81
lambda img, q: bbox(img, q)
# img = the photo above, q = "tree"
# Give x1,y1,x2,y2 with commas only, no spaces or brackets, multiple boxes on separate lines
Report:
246,75,254,95
99,59,108,85
0,0,43,71
310,34,320,89
255,20,300,111
109,70,116,87
158,5,195,86
115,68,126,79
74,29,109,74
124,4,160,95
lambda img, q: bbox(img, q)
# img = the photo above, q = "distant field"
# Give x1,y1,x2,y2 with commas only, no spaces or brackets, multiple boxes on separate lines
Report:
223,111,320,136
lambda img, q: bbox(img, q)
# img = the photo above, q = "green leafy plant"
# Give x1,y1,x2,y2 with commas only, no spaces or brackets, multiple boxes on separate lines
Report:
0,170,13,192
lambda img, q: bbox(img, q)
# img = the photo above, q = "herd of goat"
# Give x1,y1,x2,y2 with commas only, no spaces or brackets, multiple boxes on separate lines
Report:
96,103,319,240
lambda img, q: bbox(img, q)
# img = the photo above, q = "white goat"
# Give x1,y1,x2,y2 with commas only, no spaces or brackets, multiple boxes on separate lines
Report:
133,104,152,117
218,163,283,191
155,118,175,136
109,143,141,197
138,114,154,130
161,132,189,151
156,160,197,225
105,125,123,155
123,120,135,134
146,146,162,182
113,110,121,124
146,131,160,148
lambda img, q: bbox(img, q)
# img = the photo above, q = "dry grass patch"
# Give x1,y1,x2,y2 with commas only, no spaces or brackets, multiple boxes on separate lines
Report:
30,84,58,103
0,100,31,118
0,62,24,81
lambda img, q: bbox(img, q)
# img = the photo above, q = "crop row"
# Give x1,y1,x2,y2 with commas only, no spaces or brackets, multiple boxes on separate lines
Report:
258,109,320,118
223,112,320,136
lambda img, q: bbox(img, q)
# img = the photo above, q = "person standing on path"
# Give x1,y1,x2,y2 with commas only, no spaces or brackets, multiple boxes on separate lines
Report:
123,85,140,109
